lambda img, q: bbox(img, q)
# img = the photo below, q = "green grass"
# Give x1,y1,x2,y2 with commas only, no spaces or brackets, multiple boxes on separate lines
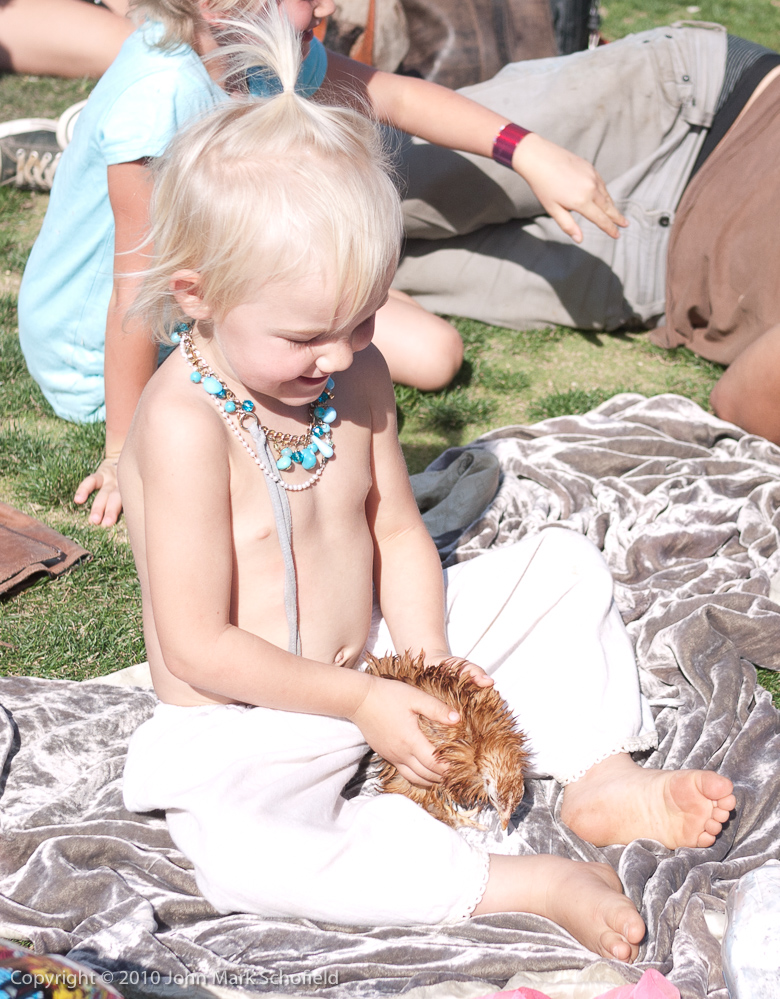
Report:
0,525,145,679
601,0,780,49
0,181,144,679
1,6,779,709
395,319,723,472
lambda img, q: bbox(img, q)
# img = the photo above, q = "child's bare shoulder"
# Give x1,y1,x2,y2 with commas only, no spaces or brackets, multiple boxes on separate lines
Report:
124,352,229,475
342,343,396,421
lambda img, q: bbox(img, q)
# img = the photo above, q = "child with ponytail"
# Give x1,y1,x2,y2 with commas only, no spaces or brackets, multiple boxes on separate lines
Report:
120,6,735,951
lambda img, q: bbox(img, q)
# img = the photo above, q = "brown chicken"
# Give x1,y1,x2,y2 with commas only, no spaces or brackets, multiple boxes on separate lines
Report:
363,651,529,830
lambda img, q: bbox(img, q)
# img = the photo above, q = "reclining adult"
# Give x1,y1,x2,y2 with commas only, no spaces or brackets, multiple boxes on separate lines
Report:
391,22,780,444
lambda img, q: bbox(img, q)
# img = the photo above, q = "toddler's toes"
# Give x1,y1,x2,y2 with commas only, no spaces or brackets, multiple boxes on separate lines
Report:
717,792,737,814
601,930,639,963
700,771,733,801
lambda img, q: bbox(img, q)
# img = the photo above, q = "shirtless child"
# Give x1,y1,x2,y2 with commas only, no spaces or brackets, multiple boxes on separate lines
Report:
120,8,735,959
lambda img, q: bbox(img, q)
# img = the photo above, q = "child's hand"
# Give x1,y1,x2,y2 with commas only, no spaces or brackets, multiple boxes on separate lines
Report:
512,132,628,244
455,659,494,687
425,655,494,688
74,456,123,527
349,675,459,788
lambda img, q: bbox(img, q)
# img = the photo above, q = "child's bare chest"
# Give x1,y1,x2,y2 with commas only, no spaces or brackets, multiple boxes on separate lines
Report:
225,417,375,660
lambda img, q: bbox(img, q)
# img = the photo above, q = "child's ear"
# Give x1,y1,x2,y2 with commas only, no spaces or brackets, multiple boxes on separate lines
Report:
170,270,212,320
197,0,219,27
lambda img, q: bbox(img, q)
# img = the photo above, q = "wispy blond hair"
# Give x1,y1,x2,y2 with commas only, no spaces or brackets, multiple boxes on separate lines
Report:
129,0,260,50
131,6,404,344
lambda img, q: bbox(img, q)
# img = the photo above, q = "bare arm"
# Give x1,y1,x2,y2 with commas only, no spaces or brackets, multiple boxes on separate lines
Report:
0,0,133,78
74,159,158,526
323,52,626,244
366,390,452,660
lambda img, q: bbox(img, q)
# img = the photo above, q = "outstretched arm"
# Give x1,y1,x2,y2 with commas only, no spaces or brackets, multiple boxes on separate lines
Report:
74,159,157,526
323,53,627,244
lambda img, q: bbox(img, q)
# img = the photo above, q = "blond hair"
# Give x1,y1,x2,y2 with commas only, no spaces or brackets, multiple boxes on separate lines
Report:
131,7,403,344
129,0,258,50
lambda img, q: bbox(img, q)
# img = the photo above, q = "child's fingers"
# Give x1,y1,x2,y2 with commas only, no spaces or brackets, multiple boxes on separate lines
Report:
604,199,629,228
458,661,494,686
74,473,99,505
92,488,123,527
414,688,460,727
73,460,123,527
547,204,583,244
396,757,443,788
576,200,622,240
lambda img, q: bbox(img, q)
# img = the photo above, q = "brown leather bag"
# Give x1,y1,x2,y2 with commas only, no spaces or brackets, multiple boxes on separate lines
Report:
397,0,558,89
0,503,90,597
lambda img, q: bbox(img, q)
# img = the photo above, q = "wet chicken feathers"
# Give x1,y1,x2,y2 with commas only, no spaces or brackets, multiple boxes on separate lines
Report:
364,651,529,830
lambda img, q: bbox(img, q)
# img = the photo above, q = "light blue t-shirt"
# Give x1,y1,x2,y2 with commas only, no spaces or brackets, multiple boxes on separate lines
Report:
19,25,328,423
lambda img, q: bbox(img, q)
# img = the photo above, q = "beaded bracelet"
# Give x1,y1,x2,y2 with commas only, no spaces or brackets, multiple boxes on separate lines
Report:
492,122,532,168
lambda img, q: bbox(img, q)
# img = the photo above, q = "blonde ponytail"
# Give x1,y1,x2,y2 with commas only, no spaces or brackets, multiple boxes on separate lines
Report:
130,3,403,344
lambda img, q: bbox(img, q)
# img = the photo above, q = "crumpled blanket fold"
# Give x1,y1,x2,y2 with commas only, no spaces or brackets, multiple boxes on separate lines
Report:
1,393,779,999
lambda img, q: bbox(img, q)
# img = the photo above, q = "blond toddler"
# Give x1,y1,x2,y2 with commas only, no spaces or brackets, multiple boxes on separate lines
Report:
120,8,735,959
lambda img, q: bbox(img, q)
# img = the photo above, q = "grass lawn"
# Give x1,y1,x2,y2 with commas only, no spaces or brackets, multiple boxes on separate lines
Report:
1,2,779,706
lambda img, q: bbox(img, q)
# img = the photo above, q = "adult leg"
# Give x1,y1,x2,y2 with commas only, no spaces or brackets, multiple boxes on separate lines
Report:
395,24,727,329
0,0,133,78
709,323,780,445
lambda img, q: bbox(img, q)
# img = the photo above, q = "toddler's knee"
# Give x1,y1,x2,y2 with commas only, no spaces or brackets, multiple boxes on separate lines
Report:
417,319,464,391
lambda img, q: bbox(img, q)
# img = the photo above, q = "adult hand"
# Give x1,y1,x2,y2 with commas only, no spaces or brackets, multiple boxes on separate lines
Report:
513,132,628,243
349,674,459,788
74,454,123,526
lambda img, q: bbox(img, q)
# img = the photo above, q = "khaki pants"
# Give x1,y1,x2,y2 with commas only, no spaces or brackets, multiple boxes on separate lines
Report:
394,22,727,330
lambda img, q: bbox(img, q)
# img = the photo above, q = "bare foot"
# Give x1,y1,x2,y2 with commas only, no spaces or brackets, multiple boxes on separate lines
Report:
473,854,645,961
561,753,736,849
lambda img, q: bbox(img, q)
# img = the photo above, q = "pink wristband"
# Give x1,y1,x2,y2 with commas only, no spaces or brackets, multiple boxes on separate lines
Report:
492,122,532,168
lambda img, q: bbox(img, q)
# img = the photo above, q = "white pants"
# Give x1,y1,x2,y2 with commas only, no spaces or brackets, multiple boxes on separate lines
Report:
123,529,656,925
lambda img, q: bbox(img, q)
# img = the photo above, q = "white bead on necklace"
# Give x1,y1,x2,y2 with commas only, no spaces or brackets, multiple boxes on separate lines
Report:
175,323,335,492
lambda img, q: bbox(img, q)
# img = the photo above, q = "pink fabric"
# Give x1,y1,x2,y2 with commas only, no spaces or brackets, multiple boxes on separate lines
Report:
476,990,552,999
599,969,681,999
476,968,680,999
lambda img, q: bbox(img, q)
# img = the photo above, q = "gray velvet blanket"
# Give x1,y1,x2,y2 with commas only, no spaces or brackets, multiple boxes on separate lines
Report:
2,393,780,999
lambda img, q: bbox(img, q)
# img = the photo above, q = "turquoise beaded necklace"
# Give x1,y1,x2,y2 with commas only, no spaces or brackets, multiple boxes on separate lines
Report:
174,322,336,489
